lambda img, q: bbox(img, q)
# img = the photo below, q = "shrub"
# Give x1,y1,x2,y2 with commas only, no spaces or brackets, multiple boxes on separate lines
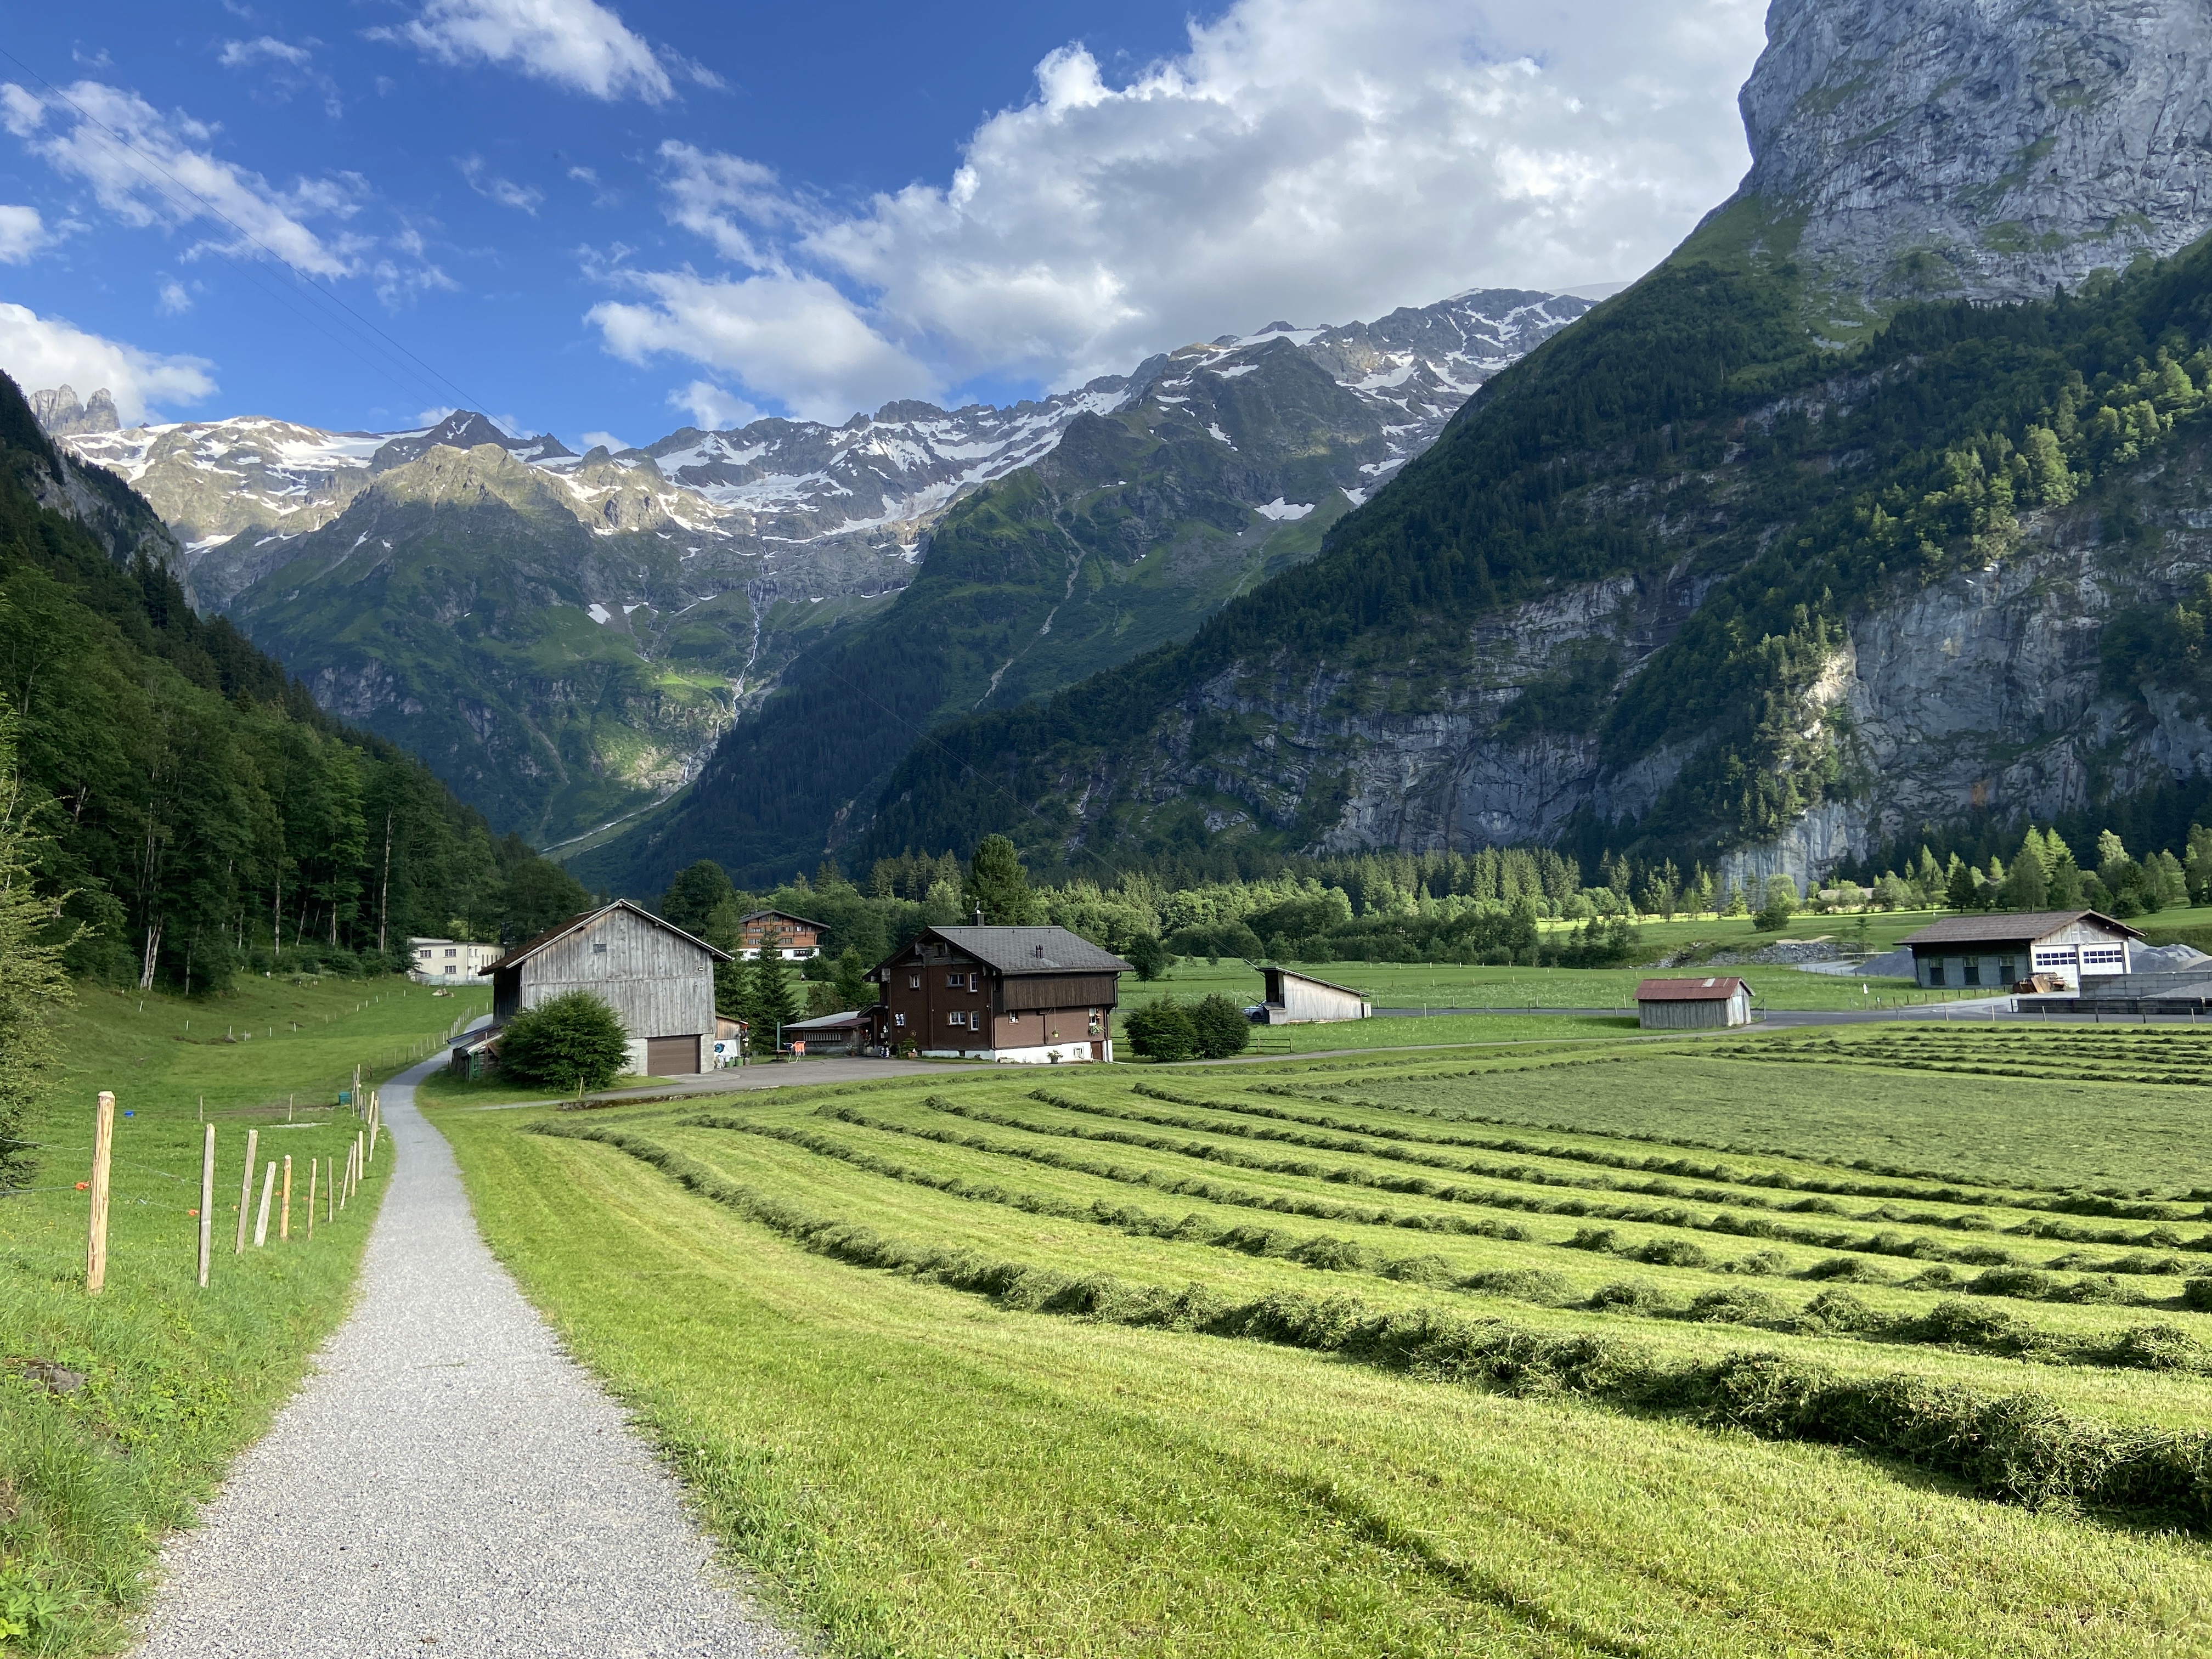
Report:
1122,998,1198,1062
1189,994,1251,1059
498,991,630,1093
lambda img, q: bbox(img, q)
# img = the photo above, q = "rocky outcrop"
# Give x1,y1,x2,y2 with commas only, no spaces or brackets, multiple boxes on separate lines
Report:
1730,0,2212,306
29,385,120,436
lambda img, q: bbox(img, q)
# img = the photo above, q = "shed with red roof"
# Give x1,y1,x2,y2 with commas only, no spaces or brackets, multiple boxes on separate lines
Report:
1633,976,1754,1030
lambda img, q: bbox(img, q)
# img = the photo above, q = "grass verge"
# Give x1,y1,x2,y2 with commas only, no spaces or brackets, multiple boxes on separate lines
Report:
0,975,482,1654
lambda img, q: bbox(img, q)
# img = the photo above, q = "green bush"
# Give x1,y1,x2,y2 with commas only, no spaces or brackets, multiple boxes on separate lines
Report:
498,991,630,1093
2183,1277,2212,1312
1122,998,1198,1061
1189,994,1251,1059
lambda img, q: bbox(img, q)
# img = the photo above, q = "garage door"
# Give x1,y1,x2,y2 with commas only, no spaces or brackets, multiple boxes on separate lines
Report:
646,1035,700,1075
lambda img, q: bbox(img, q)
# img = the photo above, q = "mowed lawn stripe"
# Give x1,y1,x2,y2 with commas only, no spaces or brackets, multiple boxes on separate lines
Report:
642,1110,2212,1427
443,1107,2212,1658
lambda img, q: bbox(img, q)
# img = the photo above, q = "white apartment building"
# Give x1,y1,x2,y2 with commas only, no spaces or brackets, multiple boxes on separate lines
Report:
410,936,501,985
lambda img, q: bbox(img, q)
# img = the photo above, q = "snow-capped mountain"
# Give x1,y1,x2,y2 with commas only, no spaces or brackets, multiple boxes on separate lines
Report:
32,283,1594,849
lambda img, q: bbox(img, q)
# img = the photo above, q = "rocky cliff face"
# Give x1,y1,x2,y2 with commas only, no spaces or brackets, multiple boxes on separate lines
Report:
1731,0,2212,308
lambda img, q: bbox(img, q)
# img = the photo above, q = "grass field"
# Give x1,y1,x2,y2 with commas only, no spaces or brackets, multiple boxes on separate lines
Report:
0,974,488,1654
436,1022,2212,1658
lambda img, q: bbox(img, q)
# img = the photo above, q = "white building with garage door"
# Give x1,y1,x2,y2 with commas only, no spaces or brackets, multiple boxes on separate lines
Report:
1897,910,2143,992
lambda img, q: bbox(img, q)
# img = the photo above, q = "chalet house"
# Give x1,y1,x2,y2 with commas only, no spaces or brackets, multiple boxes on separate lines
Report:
871,924,1130,1062
1897,910,2142,991
739,910,823,960
1634,977,1755,1029
1260,967,1371,1024
409,936,499,986
482,900,730,1075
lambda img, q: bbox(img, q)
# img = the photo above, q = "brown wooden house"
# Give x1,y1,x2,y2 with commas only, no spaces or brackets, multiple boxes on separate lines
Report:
738,910,824,960
870,924,1129,1062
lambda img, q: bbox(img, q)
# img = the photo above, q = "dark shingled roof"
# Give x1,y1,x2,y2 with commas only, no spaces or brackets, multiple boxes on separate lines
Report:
482,899,731,974
921,925,1131,975
739,909,827,932
1635,977,1751,1001
1897,910,2144,947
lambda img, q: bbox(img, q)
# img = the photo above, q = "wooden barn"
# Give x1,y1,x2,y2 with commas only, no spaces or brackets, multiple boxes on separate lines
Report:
870,924,1128,1062
1259,967,1371,1024
482,900,730,1075
1634,977,1754,1030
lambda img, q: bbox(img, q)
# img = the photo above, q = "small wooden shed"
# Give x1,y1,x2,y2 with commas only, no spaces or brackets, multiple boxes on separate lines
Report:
1260,967,1372,1024
1634,976,1754,1030
483,900,730,1075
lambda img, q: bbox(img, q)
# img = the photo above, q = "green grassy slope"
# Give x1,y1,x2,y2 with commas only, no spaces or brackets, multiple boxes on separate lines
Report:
0,974,486,1653
437,1029,2212,1657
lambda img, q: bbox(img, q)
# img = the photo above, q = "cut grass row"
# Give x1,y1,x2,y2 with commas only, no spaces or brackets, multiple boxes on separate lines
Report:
443,1110,2212,1659
682,1105,2212,1378
1303,1049,2205,1193
533,1114,2212,1532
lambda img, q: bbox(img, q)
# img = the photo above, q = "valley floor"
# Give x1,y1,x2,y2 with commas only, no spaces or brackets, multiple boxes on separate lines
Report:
430,1025,2212,1657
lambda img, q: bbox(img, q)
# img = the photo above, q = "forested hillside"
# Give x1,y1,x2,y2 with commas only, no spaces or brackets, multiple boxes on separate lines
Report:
0,371,589,992
853,229,2212,880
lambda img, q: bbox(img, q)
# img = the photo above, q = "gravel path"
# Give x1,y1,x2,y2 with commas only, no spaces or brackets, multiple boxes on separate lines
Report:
132,1059,800,1659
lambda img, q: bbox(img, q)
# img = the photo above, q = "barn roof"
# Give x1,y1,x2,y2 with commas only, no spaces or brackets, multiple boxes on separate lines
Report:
1266,966,1368,1000
912,925,1131,976
1897,910,2144,947
1635,977,1751,1002
785,1008,872,1032
483,899,731,974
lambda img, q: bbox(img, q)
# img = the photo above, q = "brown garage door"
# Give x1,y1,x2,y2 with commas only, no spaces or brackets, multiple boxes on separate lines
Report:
645,1035,699,1075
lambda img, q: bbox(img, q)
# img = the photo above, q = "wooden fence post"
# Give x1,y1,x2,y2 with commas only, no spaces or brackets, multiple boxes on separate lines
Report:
355,1131,365,1192
198,1124,215,1288
235,1127,258,1252
254,1161,276,1247
306,1158,317,1241
280,1155,292,1242
86,1091,115,1295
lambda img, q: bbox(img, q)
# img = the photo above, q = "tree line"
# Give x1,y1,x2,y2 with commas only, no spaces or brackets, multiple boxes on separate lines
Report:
0,372,593,996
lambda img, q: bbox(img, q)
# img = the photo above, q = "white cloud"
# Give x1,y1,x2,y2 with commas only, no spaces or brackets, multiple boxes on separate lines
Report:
668,379,760,431
0,302,216,422
0,205,50,263
459,155,543,214
587,268,936,425
378,0,675,103
1,80,366,278
593,0,1765,418
156,278,193,314
578,429,631,452
218,37,313,69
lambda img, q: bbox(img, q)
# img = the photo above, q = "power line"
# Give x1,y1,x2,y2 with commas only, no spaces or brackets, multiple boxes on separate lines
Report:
0,46,491,420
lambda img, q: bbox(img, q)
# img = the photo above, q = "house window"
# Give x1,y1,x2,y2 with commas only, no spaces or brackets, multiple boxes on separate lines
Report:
968,972,979,991
894,1013,906,1028
909,975,921,989
594,943,608,955
2083,947,2125,966
946,972,963,988
444,947,456,957
1927,960,1945,986
1963,959,1981,986
949,1011,964,1027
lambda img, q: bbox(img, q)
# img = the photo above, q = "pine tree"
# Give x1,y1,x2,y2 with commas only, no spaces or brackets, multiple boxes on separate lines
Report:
0,703,73,1176
749,951,800,1038
963,834,1037,924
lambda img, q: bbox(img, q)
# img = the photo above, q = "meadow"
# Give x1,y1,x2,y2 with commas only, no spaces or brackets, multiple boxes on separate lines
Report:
0,974,489,1653
436,1022,2212,1658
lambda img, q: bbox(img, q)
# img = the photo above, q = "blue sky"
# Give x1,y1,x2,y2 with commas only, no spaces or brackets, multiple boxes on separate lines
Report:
0,0,1767,447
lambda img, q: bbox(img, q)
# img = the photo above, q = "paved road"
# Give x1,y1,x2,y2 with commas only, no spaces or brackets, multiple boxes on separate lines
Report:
132,1059,799,1659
